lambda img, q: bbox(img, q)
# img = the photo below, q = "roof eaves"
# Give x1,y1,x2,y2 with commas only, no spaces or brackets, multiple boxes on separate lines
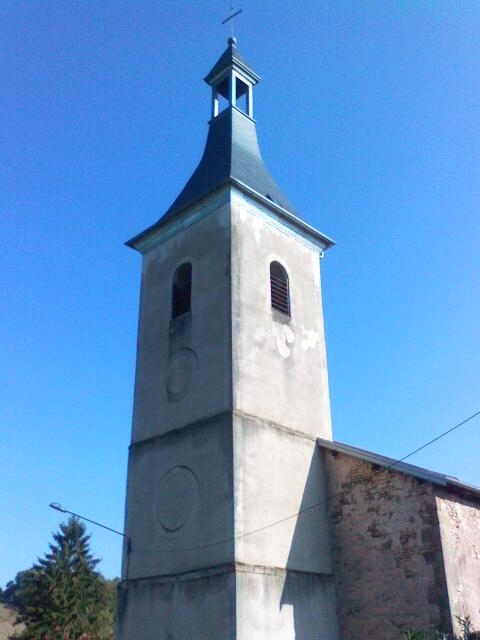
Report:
444,476,480,500
204,48,260,86
126,175,335,254
317,438,449,486
318,438,480,504
125,179,232,251
231,57,261,83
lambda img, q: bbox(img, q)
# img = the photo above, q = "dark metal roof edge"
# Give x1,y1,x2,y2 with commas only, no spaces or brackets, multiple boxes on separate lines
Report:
125,180,232,251
126,179,335,252
317,438,448,486
125,229,149,250
204,59,261,86
317,438,480,496
232,58,261,82
444,476,480,497
203,46,261,86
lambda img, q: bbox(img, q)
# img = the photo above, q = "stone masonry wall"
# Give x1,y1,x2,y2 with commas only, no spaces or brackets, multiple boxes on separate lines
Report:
435,490,480,635
322,449,452,639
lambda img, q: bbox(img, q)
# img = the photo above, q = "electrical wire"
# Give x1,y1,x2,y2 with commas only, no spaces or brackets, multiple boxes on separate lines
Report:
131,409,480,555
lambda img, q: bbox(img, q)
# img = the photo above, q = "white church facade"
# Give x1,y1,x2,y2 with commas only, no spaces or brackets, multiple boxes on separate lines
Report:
116,40,480,640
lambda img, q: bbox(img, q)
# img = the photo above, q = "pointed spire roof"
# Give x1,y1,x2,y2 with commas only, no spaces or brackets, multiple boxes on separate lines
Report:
204,37,260,86
127,40,334,251
159,106,296,222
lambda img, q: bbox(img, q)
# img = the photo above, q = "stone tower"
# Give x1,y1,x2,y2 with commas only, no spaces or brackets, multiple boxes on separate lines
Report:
117,39,338,640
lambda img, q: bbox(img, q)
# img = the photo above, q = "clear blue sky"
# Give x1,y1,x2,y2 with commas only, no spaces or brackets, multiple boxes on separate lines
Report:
1,1,479,585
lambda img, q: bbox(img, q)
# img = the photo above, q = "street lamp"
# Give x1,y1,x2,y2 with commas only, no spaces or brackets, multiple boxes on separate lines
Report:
49,502,131,577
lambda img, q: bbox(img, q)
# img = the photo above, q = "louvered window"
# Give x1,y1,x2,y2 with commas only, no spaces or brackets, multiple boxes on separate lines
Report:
171,262,192,319
270,261,290,316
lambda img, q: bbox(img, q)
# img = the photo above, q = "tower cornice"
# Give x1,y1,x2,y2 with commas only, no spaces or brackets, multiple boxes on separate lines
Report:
126,106,334,254
126,181,334,255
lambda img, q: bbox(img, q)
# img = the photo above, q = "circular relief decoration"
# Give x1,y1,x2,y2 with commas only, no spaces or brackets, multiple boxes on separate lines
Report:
165,348,197,401
155,466,199,536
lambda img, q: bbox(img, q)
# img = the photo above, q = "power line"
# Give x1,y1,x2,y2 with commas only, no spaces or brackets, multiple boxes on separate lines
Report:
390,409,480,466
132,408,480,555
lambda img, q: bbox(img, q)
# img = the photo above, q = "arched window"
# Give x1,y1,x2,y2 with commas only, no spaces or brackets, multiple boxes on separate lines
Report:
270,261,290,316
171,262,192,319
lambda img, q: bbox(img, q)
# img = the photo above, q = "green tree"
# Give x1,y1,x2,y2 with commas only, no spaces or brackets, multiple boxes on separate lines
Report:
1,570,36,608
455,616,480,640
11,517,116,640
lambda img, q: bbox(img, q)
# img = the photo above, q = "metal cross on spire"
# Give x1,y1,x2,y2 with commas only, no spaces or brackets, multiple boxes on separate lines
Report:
222,1,243,38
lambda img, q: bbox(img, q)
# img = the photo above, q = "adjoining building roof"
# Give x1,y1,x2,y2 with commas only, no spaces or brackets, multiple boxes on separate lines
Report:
317,437,480,500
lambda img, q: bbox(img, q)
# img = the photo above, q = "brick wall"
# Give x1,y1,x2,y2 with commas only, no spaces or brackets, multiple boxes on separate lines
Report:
322,448,452,639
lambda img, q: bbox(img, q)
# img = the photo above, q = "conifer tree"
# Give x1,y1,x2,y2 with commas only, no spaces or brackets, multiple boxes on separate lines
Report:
12,517,115,640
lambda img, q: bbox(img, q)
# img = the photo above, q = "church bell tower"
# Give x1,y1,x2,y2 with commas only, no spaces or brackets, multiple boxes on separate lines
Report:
117,39,339,640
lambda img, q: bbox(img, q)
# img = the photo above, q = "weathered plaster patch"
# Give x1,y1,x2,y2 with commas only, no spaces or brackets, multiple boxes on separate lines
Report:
235,205,262,243
301,326,320,350
272,322,295,358
313,257,321,287
238,207,248,222
254,327,265,343
253,217,262,243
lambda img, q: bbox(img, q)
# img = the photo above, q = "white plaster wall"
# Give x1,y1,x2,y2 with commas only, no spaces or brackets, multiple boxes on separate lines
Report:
124,416,234,579
230,190,332,439
236,568,338,640
131,197,232,443
121,187,337,639
233,413,332,574
117,571,236,640
436,492,480,634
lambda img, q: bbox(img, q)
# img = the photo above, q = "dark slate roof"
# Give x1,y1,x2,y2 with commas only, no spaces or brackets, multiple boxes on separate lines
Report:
126,42,334,251
161,107,297,222
204,42,260,85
